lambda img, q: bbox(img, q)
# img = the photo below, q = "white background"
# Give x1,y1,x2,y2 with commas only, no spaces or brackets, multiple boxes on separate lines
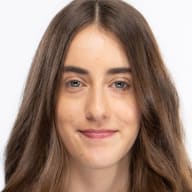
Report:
0,0,191,190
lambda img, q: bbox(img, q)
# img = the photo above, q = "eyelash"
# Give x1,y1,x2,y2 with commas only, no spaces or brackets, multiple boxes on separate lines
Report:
64,79,131,91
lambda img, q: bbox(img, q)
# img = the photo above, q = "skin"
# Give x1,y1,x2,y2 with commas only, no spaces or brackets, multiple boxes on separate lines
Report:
55,25,140,192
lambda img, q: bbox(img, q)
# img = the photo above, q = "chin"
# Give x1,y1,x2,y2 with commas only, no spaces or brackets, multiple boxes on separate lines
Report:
84,160,117,169
78,152,128,169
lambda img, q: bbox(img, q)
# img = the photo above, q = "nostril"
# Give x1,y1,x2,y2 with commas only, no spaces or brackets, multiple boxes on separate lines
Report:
85,110,109,122
85,91,110,122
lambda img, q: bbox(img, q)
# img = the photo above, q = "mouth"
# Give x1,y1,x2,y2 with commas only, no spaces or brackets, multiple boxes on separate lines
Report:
78,129,118,139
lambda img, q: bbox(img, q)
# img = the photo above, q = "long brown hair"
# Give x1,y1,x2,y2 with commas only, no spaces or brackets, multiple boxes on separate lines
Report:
3,0,192,191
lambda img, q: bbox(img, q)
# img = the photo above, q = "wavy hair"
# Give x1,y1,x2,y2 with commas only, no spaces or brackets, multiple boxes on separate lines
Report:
3,0,192,191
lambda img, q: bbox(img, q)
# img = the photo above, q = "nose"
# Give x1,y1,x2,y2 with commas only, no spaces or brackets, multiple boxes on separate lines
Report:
85,88,110,123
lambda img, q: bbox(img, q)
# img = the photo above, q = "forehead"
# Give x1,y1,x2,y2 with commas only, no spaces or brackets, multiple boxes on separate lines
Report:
64,25,130,71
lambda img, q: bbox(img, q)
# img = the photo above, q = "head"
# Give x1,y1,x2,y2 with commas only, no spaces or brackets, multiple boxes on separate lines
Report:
4,0,192,192
55,24,140,171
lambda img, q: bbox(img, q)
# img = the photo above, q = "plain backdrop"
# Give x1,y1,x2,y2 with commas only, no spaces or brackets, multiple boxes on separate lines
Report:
0,0,191,189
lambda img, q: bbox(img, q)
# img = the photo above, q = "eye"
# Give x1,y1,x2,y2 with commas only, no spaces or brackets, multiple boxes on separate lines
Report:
112,81,130,91
65,80,82,88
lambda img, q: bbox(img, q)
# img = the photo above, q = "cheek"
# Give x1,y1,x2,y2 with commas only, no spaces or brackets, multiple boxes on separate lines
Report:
55,95,86,143
55,100,78,152
112,97,140,146
56,96,84,125
112,96,140,125
55,98,77,142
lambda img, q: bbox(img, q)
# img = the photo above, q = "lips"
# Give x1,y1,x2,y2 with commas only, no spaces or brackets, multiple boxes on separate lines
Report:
78,129,117,139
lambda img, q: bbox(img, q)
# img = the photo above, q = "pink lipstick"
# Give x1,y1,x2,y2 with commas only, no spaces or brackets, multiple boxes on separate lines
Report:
79,130,117,139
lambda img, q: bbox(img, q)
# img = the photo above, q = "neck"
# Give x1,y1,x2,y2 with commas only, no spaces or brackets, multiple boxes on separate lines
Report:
67,156,129,192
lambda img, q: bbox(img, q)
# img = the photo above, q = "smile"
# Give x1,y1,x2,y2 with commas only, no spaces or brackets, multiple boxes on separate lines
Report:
78,130,118,139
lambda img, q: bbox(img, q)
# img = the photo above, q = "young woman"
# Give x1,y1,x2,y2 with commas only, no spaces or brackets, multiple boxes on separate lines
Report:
3,0,192,191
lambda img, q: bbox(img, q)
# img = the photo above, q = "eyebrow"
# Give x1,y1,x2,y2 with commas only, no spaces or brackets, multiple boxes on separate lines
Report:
62,65,131,75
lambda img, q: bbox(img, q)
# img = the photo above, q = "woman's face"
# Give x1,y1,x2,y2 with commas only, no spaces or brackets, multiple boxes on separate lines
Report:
56,25,140,169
